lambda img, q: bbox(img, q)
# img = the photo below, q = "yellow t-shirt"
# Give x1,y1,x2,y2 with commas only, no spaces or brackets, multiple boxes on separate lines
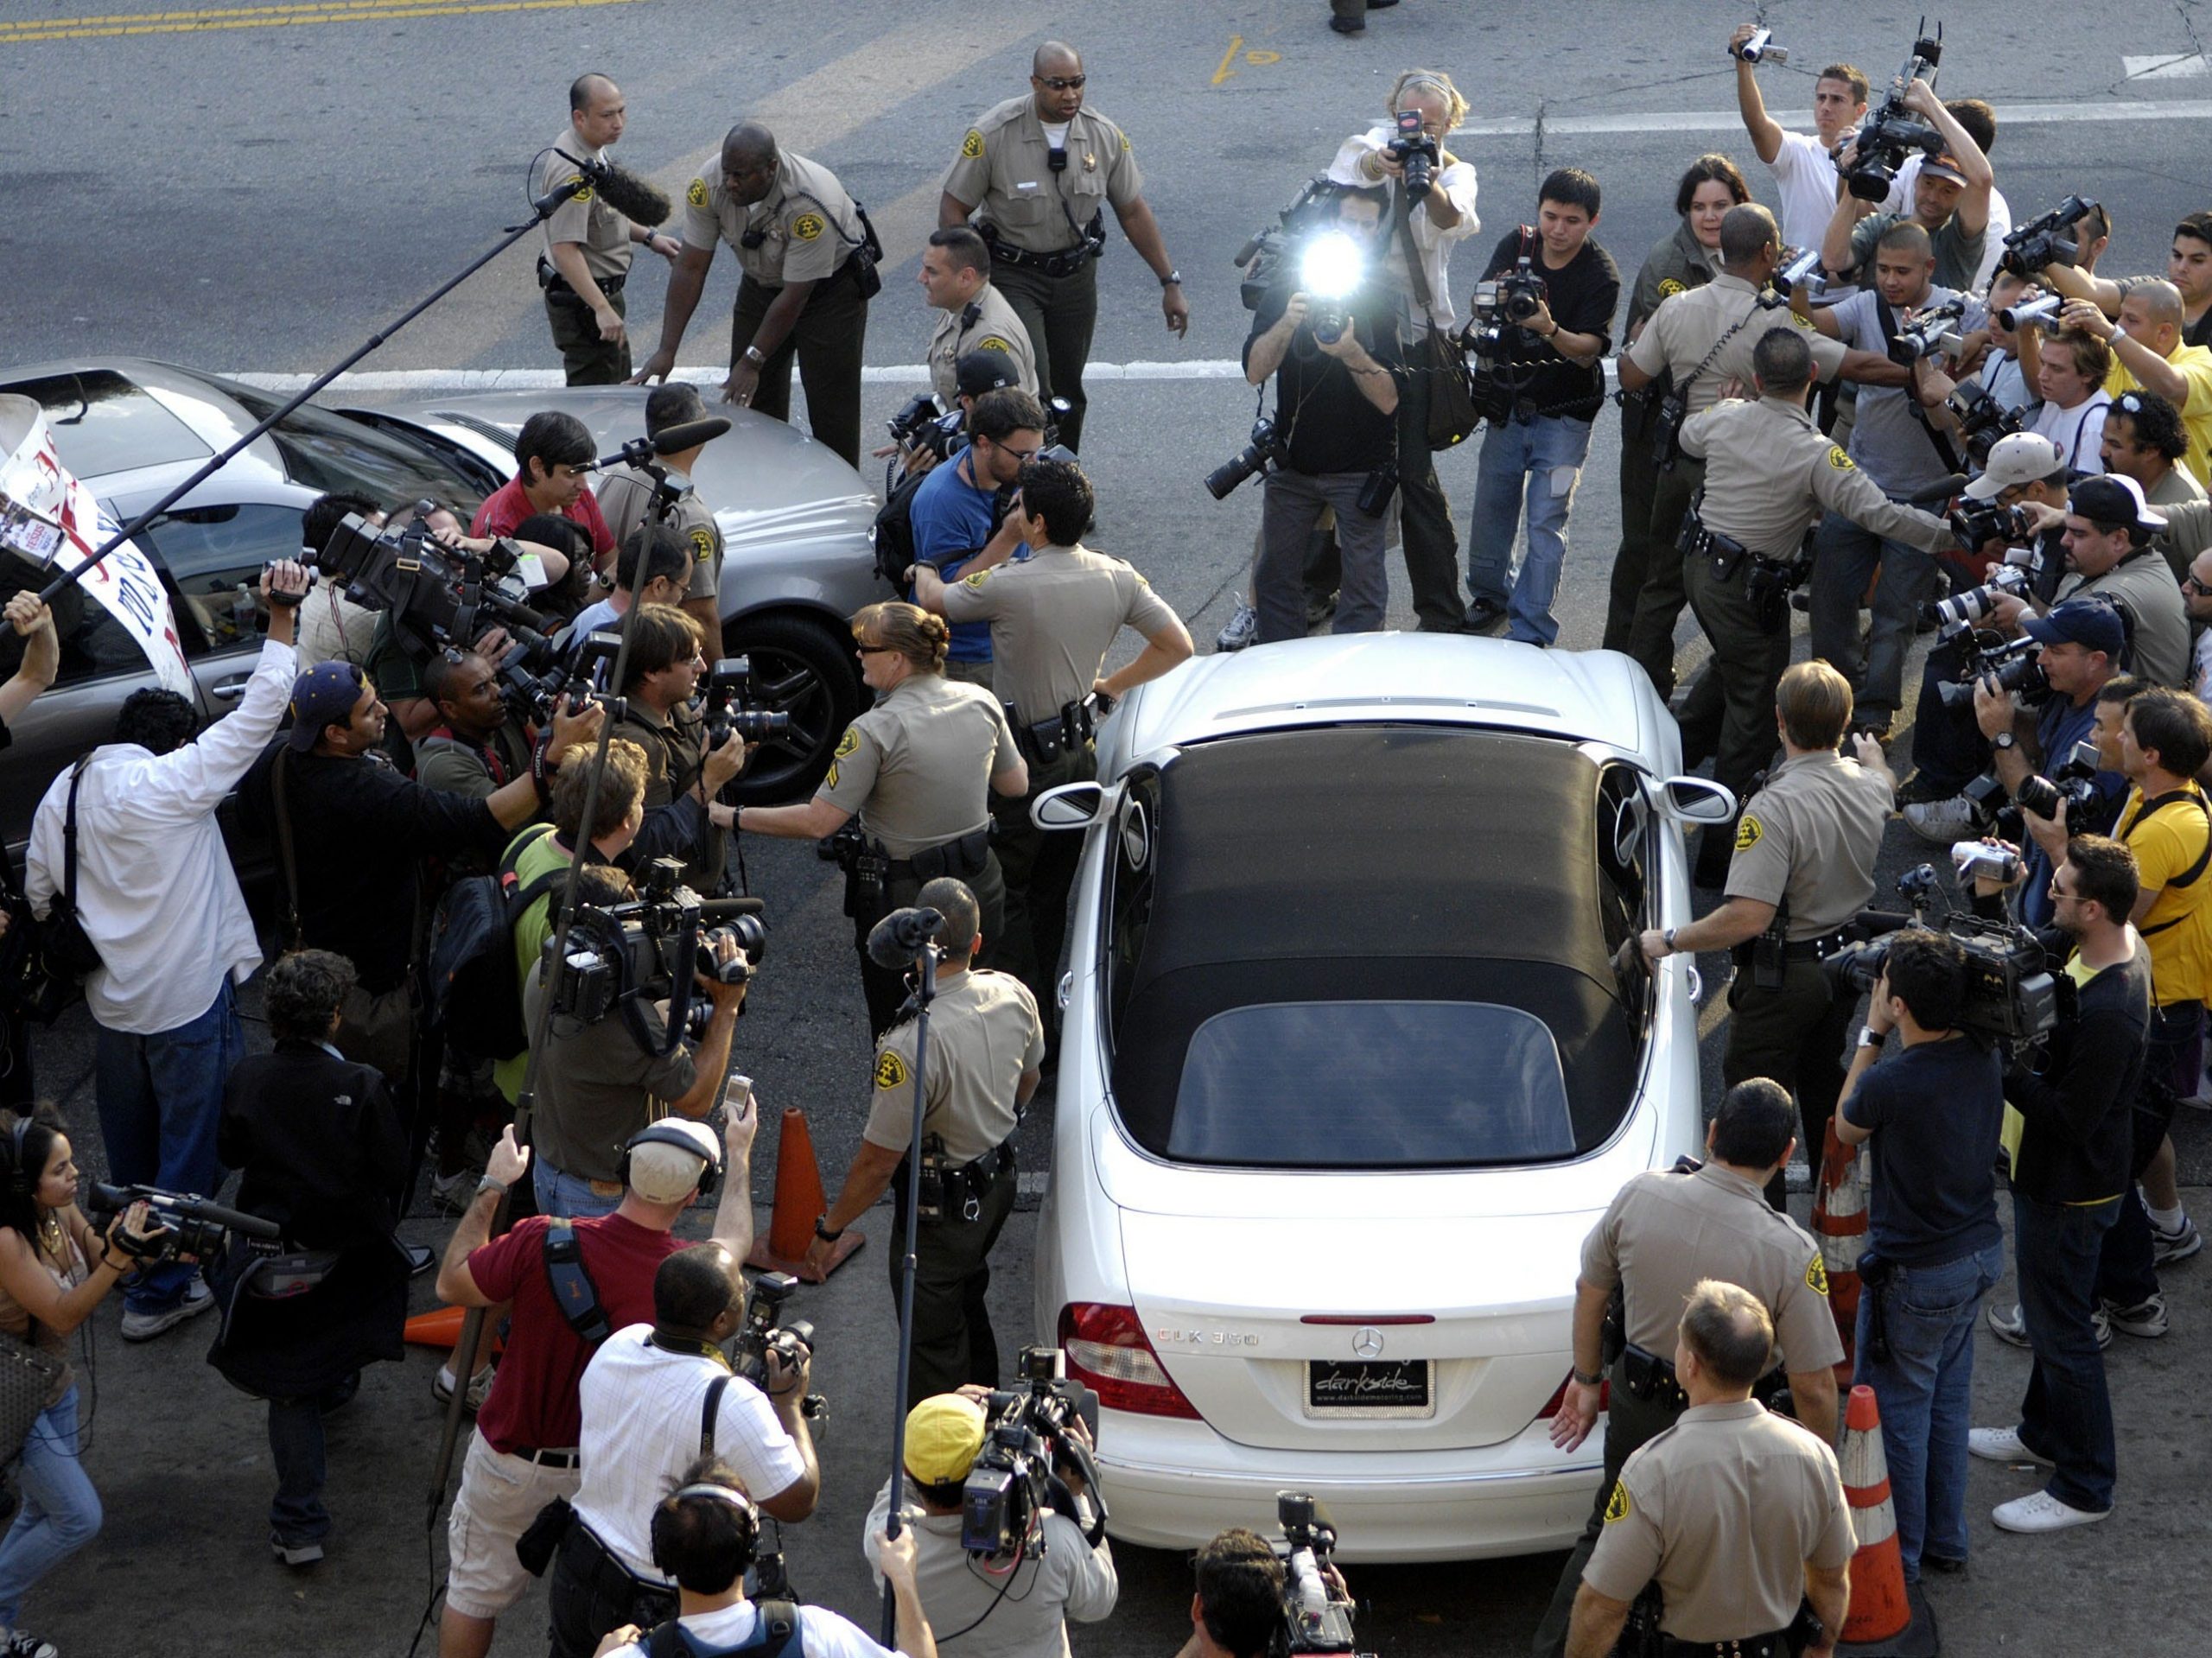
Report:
2117,783,2212,1005
2107,341,2212,486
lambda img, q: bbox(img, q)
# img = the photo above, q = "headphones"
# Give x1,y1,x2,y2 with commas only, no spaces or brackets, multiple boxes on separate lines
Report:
7,1119,34,1201
617,1120,722,1199
652,1478,760,1577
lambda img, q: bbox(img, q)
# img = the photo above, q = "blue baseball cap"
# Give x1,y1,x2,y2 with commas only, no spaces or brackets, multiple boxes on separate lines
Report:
2022,596,2126,659
288,660,371,752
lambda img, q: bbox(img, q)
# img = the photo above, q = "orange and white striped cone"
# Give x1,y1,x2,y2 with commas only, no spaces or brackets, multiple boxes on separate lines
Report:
1837,1384,1939,1657
1813,1118,1872,1380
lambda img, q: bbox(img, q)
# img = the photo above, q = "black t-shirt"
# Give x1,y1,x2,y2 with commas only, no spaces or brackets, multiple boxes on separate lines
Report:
2004,937,2149,1205
2186,308,2212,353
1243,283,1403,477
1476,229,1622,422
1841,1034,2005,1267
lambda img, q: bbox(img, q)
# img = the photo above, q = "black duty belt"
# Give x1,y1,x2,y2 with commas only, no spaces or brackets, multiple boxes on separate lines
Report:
508,1445,581,1470
905,1140,1016,1223
880,825,990,884
538,257,626,298
1014,698,1096,765
1781,930,1852,962
982,217,1103,280
1660,1631,1795,1658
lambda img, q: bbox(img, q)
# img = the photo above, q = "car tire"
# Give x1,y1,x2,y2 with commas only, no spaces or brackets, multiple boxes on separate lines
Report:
719,613,863,805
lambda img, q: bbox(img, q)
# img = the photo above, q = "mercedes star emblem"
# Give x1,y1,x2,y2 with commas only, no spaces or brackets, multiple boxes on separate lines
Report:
1351,1326,1385,1360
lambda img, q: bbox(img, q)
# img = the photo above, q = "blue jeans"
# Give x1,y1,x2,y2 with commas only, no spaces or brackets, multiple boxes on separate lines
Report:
267,1377,358,1545
93,978,240,1313
1853,1241,2003,1579
1464,415,1594,645
2013,1192,2120,1514
0,1388,100,1628
532,1159,622,1221
1808,510,1940,723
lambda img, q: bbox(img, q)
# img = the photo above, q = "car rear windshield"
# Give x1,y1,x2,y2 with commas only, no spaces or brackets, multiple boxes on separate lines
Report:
4,371,211,479
1166,1000,1578,1168
220,383,487,512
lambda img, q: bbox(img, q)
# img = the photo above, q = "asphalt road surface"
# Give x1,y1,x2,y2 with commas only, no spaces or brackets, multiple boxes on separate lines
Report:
3,3,2209,1655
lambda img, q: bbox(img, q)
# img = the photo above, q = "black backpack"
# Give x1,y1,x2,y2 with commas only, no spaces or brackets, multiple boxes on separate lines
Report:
871,467,933,591
425,823,563,1061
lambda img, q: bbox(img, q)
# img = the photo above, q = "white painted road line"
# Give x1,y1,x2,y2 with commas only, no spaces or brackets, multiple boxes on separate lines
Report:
2123,54,2208,80
1460,98,2212,137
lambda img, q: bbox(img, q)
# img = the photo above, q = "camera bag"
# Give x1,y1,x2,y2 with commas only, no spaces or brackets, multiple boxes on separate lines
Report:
1397,189,1481,452
0,1328,66,1471
39,757,104,981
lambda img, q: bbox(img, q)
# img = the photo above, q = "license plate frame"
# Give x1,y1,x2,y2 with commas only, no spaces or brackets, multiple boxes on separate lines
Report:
1303,1358,1435,1419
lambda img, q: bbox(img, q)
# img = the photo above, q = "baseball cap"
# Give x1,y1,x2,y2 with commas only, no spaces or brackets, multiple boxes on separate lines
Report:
624,1119,721,1204
2022,595,2126,658
1921,153,1970,187
954,347,1020,400
2070,473,2168,533
1962,432,2063,500
287,660,371,752
903,1394,988,1484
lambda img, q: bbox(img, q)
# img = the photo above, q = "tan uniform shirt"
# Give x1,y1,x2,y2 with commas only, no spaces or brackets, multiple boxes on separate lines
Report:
1682,396,1949,557
682,151,863,288
1724,748,1896,940
938,541,1180,725
594,464,723,601
1580,1162,1845,1374
941,96,1142,255
1585,1401,1855,1642
862,967,1045,1164
1625,274,1845,417
533,131,634,283
816,673,1020,859
926,282,1039,404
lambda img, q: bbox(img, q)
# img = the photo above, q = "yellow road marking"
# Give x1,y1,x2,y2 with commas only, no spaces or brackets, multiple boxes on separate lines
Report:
1211,35,1243,86
0,0,641,43
1246,49,1281,67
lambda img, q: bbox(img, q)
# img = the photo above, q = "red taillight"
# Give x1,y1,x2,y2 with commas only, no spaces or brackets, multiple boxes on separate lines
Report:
1058,1302,1202,1420
1537,1372,1610,1419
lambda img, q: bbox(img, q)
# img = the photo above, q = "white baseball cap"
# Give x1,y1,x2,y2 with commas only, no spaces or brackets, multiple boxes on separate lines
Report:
1962,432,2064,500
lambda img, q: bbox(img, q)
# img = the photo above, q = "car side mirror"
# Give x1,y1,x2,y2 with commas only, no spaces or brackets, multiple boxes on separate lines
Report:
1658,776,1738,824
1033,781,1109,830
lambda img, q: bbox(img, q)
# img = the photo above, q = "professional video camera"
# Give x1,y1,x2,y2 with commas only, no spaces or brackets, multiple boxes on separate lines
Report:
315,501,558,671
1841,20,1946,203
1889,295,1970,365
1275,1492,1372,1657
1386,108,1438,201
959,1346,1106,1560
1205,416,1285,500
1822,862,2059,1050
1945,381,2030,468
701,657,793,747
2000,195,2100,279
884,394,965,468
2016,737,2104,823
544,857,766,1045
84,1180,281,1262
1234,177,1332,313
1936,630,2048,711
502,629,618,725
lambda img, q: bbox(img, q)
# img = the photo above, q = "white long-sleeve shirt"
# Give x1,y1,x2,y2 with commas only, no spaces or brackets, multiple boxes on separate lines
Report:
1326,125,1480,327
25,637,296,1035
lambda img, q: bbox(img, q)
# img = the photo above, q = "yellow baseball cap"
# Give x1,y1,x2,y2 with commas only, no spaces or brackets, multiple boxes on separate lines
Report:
904,1394,988,1484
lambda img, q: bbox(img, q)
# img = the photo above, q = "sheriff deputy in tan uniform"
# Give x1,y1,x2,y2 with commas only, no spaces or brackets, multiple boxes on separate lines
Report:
922,226,1038,406
531,74,681,384
1567,1280,1856,1658
733,602,1028,1038
911,454,1192,1009
1643,659,1896,1208
938,40,1188,453
1532,1079,1844,1658
632,121,875,468
591,381,726,639
807,877,1044,1407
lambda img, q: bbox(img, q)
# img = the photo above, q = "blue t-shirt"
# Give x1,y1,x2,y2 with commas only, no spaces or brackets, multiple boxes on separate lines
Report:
1842,1035,2005,1267
908,455,1026,664
2019,694,2126,929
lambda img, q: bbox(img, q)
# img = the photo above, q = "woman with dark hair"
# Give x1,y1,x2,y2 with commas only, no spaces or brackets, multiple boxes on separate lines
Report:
0,1109,160,1658
1602,153,1751,656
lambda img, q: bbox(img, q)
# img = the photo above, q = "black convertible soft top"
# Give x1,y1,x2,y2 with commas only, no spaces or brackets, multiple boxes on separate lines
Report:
1109,726,1641,1160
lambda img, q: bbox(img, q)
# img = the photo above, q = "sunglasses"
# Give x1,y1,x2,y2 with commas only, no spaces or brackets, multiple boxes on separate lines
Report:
2185,575,2212,595
1033,75,1086,91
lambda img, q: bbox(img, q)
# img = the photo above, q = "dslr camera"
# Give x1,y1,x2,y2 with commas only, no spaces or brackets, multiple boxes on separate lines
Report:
960,1346,1106,1560
84,1181,281,1263
884,394,965,470
1206,416,1285,500
1840,22,1946,202
700,657,793,747
732,1269,827,1430
1276,1492,1372,1656
545,856,766,1044
314,502,560,674
1936,630,2048,711
1925,556,2033,632
2016,737,2104,823
1945,382,2030,468
1386,109,1439,201
1822,862,2059,1051
2000,195,2099,280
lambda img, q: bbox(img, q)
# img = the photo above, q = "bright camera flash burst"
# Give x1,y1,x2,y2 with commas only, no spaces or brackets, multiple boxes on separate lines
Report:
1300,232,1365,300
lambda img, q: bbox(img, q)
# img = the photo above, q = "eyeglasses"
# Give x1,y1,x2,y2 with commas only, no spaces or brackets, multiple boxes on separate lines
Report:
1033,74,1086,91
2185,575,2212,595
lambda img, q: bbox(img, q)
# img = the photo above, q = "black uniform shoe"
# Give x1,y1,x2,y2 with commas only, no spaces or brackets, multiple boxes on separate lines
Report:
1330,14,1365,30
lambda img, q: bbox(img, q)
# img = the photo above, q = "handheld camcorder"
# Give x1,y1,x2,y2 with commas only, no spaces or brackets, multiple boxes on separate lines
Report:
1936,631,2048,711
1822,863,2058,1051
701,657,792,747
1995,293,2064,334
1841,21,1946,202
85,1181,281,1263
959,1346,1106,1560
1888,296,1970,366
1733,27,1789,65
1778,245,1828,298
545,857,766,1048
1945,382,2031,468
2000,195,2100,279
314,502,559,673
1387,109,1439,202
1206,416,1284,500
1953,842,2021,886
1276,1492,1372,1656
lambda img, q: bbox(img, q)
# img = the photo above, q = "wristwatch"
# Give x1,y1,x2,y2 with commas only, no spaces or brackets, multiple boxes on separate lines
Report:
1571,1365,1605,1387
1857,1027,1885,1050
1160,270,1183,288
1662,926,1679,956
1991,731,2018,751
476,1176,508,1199
743,344,766,367
814,1216,845,1243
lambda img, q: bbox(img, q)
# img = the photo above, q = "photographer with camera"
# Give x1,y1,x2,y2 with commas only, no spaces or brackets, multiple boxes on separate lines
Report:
905,388,1046,686
1834,930,2006,1582
2025,475,2191,685
861,1390,1116,1657
594,1458,934,1658
0,1111,167,1658
24,559,309,1342
472,410,617,564
433,1110,752,1658
607,604,747,894
1821,78,1993,293
550,1244,818,1658
2040,211,2212,353
1242,182,1403,644
593,385,728,639
809,880,1042,1406
1535,1077,1844,1658
1460,169,1619,647
1954,835,2148,1535
1730,30,1869,250
1567,1280,1853,1658
296,491,383,669
416,649,536,804
1176,1530,1285,1658
2056,279,2212,488
207,949,410,1568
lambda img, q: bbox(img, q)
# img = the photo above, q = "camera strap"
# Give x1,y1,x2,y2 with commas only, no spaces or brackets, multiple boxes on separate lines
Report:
541,1218,613,1348
1875,292,1964,474
2121,790,2212,929
644,1601,800,1658
270,746,303,952
698,1373,733,1460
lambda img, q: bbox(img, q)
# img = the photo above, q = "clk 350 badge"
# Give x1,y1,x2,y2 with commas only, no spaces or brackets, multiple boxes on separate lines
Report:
1153,1328,1261,1348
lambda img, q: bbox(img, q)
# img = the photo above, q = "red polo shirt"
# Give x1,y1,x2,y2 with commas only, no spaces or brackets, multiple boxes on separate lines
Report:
472,477,616,559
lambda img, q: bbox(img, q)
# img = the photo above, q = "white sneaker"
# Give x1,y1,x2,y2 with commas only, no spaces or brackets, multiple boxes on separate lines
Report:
1968,1426,2054,1465
118,1278,214,1343
432,1363,497,1413
1987,1299,2112,1349
1904,794,1983,844
1993,1490,2111,1534
2101,1293,2169,1338
1215,600,1258,652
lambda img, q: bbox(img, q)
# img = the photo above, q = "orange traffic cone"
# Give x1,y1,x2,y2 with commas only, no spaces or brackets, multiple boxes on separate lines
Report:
1839,1385,1910,1644
1812,1120,1872,1380
404,1305,504,1357
747,1106,866,1283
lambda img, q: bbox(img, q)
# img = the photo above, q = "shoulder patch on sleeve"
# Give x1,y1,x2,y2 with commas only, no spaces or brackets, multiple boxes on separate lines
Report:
1807,1253,1831,1296
874,1049,910,1090
823,762,839,789
690,526,715,562
1734,813,1764,851
566,175,592,204
833,727,862,759
687,177,709,209
1826,445,1854,471
1603,1481,1630,1523
1657,278,1686,299
975,335,1014,355
963,569,992,588
961,128,986,159
1120,131,1131,153
791,213,824,242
